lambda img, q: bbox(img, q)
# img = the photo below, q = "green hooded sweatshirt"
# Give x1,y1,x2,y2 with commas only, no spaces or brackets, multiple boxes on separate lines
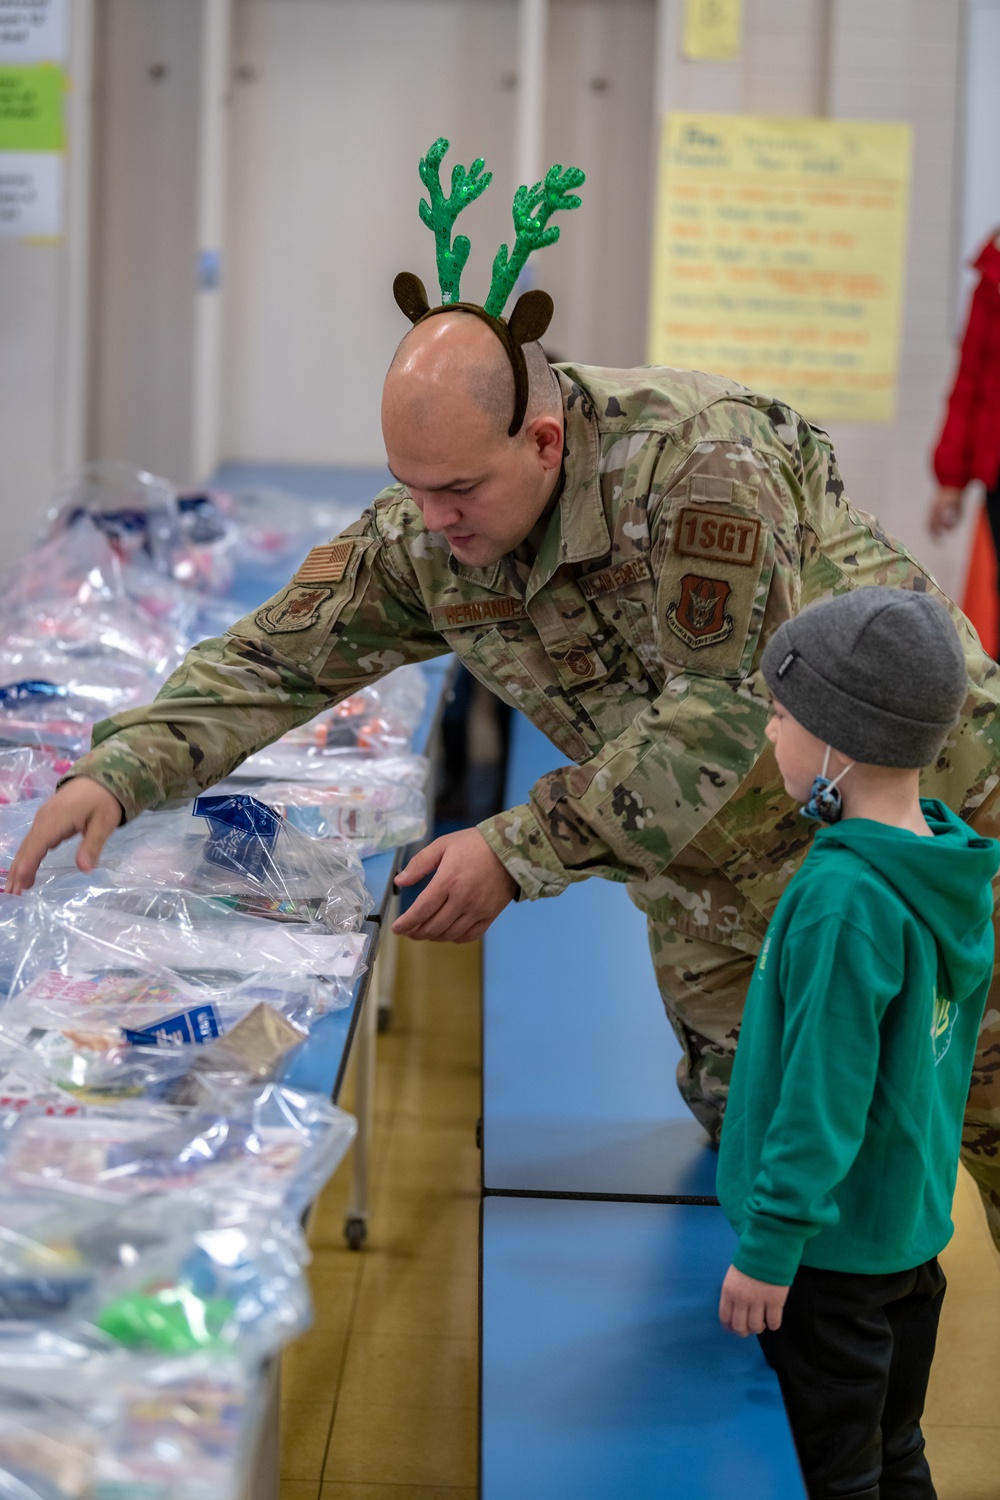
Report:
717,799,999,1287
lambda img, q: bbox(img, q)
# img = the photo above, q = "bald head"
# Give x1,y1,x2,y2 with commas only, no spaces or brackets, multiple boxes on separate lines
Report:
380,310,566,570
384,310,560,441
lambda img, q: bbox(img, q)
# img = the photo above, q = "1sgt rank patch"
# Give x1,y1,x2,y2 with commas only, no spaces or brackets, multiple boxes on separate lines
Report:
674,506,761,567
658,499,774,679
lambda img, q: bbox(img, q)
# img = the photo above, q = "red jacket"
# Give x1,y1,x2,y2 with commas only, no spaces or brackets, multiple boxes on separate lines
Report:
933,231,1000,491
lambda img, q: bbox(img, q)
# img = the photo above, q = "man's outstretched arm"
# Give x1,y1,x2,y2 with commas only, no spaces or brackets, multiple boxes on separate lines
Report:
7,508,446,888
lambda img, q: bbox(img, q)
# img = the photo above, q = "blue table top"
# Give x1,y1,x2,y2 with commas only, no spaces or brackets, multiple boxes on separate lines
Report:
481,1196,805,1500
484,712,717,1200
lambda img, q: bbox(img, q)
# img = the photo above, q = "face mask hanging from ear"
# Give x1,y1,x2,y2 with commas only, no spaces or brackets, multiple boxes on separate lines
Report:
800,746,854,825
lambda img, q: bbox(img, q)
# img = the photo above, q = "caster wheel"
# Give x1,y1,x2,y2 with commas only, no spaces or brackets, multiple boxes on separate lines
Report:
345,1217,367,1251
377,1006,392,1034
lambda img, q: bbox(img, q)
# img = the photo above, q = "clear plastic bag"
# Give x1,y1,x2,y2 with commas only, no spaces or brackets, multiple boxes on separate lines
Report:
224,486,361,571
250,759,428,855
0,1085,355,1216
231,665,430,780
0,750,63,807
12,876,368,980
93,1355,264,1500
47,462,238,598
99,797,370,931
0,1349,263,1500
0,520,191,758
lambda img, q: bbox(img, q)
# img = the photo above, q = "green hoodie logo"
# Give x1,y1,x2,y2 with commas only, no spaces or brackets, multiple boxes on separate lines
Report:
931,993,956,1066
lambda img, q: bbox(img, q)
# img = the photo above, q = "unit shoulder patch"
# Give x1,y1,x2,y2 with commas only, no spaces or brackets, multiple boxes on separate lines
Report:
665,574,735,650
255,586,333,634
294,541,356,585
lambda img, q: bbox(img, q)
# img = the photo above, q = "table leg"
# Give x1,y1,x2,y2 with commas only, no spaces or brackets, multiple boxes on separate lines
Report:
344,958,379,1250
377,902,399,1032
245,1356,281,1500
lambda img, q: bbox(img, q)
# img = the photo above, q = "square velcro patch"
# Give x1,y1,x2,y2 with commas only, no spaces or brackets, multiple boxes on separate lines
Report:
294,541,355,585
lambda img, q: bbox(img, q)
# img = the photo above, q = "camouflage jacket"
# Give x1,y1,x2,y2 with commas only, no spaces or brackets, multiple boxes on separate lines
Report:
71,364,1000,938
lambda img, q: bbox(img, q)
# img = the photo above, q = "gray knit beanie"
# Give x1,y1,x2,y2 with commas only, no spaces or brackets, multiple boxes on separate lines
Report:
760,587,967,768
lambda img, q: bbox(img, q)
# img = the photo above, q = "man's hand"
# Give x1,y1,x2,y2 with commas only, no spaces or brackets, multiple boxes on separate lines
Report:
928,484,964,537
392,827,518,943
5,778,124,894
719,1264,789,1336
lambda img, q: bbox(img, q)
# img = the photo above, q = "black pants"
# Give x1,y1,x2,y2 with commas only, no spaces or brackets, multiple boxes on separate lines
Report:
758,1259,946,1500
984,482,1000,594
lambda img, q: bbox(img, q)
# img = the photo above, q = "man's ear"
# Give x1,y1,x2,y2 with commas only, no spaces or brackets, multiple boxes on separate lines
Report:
526,411,564,470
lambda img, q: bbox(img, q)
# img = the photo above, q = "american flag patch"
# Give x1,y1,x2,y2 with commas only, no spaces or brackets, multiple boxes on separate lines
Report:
294,541,355,585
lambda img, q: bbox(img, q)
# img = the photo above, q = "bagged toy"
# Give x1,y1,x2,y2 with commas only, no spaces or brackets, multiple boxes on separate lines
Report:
99,797,370,932
47,462,238,597
250,759,427,855
230,664,430,780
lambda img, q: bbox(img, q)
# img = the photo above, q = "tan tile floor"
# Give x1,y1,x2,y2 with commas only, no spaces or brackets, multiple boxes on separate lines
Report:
280,936,480,1500
280,935,1000,1499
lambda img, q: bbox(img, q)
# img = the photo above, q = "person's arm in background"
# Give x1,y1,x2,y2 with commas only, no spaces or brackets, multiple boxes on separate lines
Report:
929,249,993,537
7,505,447,891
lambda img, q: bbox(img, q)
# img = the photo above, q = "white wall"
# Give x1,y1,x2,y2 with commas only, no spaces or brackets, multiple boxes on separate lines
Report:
653,0,973,599
89,0,204,483
0,0,92,558
959,0,1000,310
220,0,656,466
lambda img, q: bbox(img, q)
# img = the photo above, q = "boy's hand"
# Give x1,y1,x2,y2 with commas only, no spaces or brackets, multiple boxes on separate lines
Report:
719,1264,789,1336
5,778,123,894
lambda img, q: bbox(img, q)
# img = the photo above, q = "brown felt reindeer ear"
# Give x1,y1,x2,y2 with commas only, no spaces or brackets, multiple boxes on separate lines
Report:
393,272,431,324
507,290,554,347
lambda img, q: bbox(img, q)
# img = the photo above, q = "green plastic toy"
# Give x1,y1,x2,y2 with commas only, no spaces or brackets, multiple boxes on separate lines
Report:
98,1285,234,1353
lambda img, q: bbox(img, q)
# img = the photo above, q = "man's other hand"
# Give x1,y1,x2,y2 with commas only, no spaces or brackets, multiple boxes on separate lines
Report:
392,828,518,943
719,1264,789,1336
5,778,124,894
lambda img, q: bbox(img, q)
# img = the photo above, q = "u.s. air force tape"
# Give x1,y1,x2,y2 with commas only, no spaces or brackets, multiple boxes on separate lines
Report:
294,541,356,585
578,556,653,600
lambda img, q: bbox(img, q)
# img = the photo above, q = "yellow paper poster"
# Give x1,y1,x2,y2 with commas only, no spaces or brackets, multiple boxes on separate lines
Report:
648,113,912,424
682,0,742,61
0,62,63,151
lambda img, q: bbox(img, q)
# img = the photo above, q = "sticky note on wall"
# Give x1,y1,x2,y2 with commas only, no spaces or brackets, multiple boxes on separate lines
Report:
682,0,742,62
0,62,64,151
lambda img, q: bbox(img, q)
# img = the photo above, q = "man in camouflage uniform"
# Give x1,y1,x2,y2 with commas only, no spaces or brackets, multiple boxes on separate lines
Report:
10,313,1000,1247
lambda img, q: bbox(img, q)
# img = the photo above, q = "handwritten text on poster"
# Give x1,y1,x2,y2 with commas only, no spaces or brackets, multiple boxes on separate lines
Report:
648,113,912,424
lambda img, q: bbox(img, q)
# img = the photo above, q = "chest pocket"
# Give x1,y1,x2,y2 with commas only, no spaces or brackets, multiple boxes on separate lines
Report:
656,496,775,680
462,626,594,763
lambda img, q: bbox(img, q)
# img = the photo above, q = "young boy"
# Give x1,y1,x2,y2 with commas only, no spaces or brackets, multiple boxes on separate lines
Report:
717,586,1000,1500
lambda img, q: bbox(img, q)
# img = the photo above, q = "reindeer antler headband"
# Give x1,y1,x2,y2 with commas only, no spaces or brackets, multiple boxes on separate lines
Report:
393,138,585,436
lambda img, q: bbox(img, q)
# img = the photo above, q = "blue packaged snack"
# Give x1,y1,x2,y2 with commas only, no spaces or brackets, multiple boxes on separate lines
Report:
122,1004,222,1048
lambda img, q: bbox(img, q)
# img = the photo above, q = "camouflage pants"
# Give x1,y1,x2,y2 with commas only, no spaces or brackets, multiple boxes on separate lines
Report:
640,871,1000,1254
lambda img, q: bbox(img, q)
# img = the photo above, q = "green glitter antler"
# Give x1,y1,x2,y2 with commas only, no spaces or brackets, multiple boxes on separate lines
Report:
484,164,586,319
418,138,493,304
